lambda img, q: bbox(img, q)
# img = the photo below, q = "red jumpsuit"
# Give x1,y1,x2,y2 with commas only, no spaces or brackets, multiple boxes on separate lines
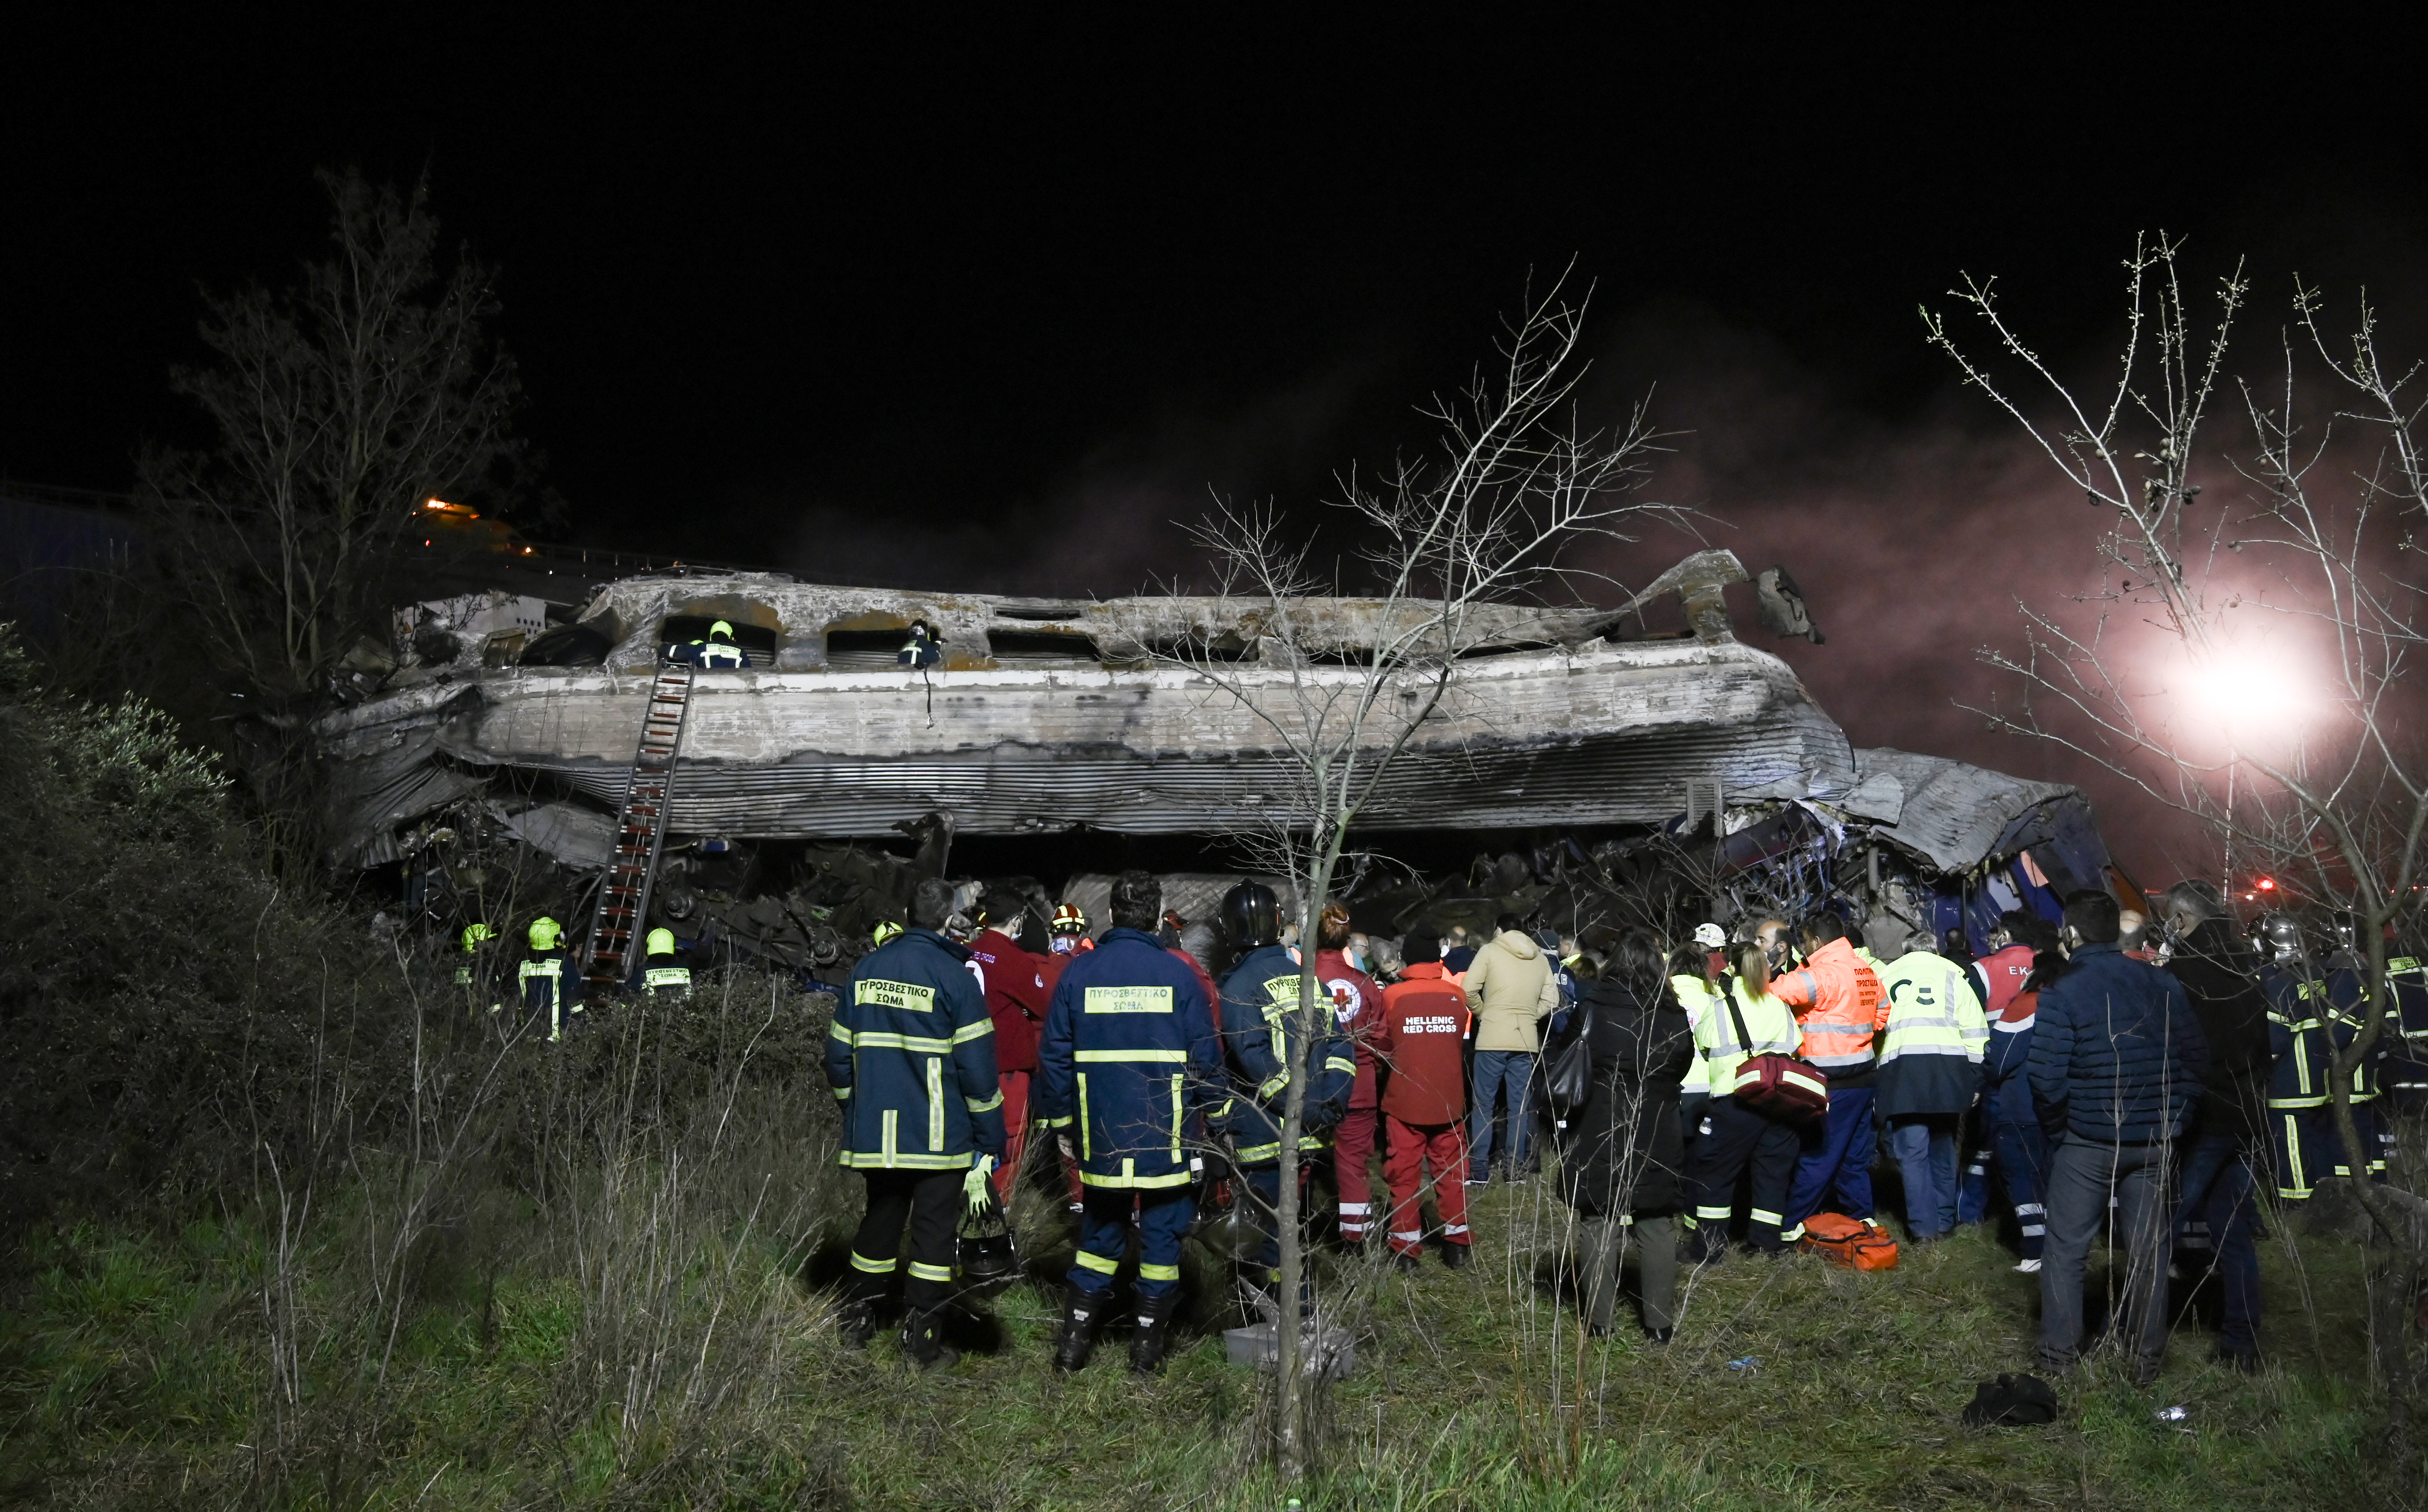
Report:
1374,963,1474,1255
1315,948,1385,1241
969,928,1050,1203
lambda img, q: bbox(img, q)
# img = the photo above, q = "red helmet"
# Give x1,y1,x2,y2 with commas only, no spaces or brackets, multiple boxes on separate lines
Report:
1051,903,1088,936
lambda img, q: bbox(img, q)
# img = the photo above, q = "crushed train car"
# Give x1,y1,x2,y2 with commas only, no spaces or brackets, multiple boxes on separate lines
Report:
316,548,2126,975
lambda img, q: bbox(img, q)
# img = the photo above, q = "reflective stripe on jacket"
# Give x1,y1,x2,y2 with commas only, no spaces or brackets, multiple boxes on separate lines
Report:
1874,949,1989,1117
824,929,1006,1170
1692,978,1801,1094
2318,966,2388,1103
1034,927,1223,1190
519,949,584,1040
1769,937,1885,1073
1214,944,1358,1165
642,962,691,996
1971,944,2037,1020
2264,965,2330,1109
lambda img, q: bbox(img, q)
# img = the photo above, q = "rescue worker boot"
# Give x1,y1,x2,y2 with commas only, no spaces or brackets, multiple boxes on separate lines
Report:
900,1308,960,1370
1052,1281,1108,1373
1128,1291,1180,1374
836,1298,881,1350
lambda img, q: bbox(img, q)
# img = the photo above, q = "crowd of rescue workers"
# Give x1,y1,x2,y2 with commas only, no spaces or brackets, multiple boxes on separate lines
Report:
474,870,2410,1382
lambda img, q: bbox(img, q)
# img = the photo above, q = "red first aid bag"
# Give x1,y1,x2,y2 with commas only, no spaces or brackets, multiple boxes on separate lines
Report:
1799,1211,1899,1270
1722,991,1830,1127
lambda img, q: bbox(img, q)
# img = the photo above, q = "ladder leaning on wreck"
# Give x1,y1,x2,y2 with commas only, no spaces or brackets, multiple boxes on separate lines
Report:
581,659,694,989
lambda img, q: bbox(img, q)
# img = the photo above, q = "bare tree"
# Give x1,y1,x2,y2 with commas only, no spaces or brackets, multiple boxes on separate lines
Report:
140,168,522,700
1171,271,1678,1479
1925,235,2428,1401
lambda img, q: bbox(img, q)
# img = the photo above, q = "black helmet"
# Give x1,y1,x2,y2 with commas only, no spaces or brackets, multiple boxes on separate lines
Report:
1221,880,1282,951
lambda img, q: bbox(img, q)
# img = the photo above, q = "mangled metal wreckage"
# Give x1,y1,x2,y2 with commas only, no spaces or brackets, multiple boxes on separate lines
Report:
318,548,2122,974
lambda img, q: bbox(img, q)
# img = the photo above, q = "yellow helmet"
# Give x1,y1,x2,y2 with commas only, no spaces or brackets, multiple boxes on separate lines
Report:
461,922,495,952
646,927,675,956
872,920,904,947
709,620,735,641
528,916,561,950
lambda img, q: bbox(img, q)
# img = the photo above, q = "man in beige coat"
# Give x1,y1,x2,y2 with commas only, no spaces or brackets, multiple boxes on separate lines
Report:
1464,914,1561,1183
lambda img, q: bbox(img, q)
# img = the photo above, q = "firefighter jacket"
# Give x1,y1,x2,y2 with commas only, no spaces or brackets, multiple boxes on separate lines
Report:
641,956,691,997
1215,944,1358,1166
1874,949,1989,1118
1769,936,1885,1084
2388,956,2428,1094
825,928,1006,1171
968,928,1049,1073
1034,927,1223,1191
1970,943,2037,1020
1693,976,1802,1095
1669,974,1721,1099
1373,964,1469,1125
1316,947,1385,1110
518,948,584,1039
2263,963,2331,1111
2320,956,2390,1104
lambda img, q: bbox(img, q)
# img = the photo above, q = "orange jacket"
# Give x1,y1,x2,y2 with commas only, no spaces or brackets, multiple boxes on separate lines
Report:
1770,937,1887,1073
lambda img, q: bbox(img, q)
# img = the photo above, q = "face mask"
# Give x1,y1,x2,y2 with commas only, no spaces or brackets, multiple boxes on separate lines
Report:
1344,948,1367,973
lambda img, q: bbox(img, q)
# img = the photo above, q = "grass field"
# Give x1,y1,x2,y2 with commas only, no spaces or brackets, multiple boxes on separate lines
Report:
2,1158,2406,1511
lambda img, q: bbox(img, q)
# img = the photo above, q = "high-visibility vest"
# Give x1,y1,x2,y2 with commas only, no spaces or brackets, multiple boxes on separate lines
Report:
1772,938,1884,1071
1875,952,1988,1066
1670,974,1721,1097
643,963,692,996
698,641,744,667
1693,979,1800,1094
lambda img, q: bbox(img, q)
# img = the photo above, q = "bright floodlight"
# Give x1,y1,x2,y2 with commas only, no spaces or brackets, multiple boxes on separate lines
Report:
2178,648,2312,735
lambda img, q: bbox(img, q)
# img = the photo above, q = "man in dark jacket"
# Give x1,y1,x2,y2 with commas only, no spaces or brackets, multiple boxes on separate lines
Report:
824,878,1008,1367
2163,881,2270,1371
1559,932,1695,1341
2028,890,2209,1383
1035,871,1222,1373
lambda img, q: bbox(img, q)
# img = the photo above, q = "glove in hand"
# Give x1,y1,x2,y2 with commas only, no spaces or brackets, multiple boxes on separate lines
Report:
964,1155,996,1216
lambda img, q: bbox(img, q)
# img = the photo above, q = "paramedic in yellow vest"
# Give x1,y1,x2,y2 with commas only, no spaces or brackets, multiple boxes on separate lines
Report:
1682,941,1807,1260
642,927,691,998
1670,930,1727,1161
518,916,584,1040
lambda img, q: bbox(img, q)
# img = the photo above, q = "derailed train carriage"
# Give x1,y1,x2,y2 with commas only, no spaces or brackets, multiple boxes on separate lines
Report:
315,548,2125,973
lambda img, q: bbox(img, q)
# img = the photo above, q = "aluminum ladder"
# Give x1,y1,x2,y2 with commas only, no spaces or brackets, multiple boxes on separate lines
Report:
583,660,693,988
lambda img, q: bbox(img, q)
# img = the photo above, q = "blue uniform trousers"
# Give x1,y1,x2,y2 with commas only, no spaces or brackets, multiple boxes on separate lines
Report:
1071,1187,1196,1301
1785,1085,1876,1225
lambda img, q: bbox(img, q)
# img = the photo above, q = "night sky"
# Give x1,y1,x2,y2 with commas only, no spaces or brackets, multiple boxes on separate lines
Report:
7,16,2425,882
